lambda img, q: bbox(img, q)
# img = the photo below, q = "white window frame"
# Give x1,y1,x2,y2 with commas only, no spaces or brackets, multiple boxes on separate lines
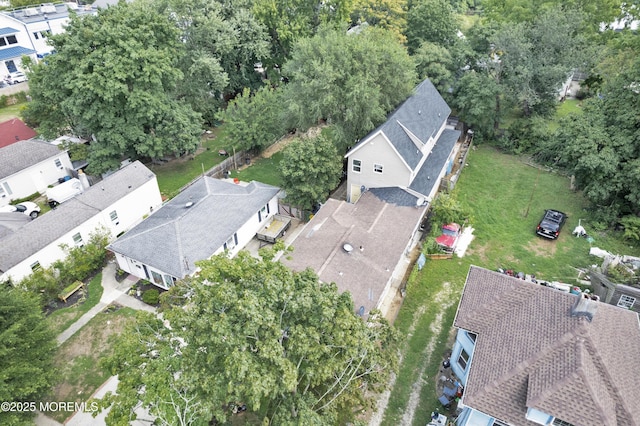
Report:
55,158,62,168
110,210,119,225
2,182,12,196
30,261,41,271
352,159,362,173
457,348,470,370
223,233,238,250
617,294,636,309
373,163,383,173
72,232,83,246
552,418,575,426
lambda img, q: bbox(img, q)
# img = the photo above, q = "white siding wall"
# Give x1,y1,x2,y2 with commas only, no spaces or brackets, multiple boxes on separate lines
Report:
346,134,411,202
3,177,163,282
0,151,73,207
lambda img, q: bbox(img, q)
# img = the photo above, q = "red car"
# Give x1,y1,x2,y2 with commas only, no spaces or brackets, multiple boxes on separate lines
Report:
435,223,461,252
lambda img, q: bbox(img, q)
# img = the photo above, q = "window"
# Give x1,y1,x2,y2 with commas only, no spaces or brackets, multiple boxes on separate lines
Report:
30,261,41,271
151,270,163,285
72,232,83,246
552,419,575,426
54,158,62,168
2,182,12,196
33,32,40,40
352,159,362,173
110,210,119,224
617,295,636,309
457,348,470,370
223,233,238,250
492,420,509,426
374,163,383,173
466,331,477,343
164,274,175,288
6,35,17,45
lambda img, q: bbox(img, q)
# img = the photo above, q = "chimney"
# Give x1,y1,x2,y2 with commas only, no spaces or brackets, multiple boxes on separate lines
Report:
570,295,597,322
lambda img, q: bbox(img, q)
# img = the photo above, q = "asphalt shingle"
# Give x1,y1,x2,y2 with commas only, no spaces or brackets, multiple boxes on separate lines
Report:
0,139,62,179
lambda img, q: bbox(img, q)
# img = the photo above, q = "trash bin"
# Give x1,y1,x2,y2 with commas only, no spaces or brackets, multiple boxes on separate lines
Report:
223,171,230,178
245,157,251,165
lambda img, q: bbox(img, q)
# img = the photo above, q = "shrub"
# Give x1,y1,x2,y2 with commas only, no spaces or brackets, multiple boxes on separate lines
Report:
142,289,160,305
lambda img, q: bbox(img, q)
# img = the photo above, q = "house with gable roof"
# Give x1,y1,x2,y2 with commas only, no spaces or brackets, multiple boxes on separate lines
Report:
0,138,73,207
108,177,281,289
0,118,37,148
0,161,162,283
451,266,640,426
344,79,460,204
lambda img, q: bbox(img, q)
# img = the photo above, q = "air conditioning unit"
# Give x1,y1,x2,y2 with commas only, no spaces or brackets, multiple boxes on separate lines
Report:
23,7,40,16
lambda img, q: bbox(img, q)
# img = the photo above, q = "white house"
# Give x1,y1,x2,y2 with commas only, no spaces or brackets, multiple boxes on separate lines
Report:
0,2,97,75
108,177,281,289
0,161,162,283
344,79,460,204
0,138,73,207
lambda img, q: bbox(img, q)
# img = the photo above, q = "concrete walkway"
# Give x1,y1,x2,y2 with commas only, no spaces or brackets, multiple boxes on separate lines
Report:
57,262,151,345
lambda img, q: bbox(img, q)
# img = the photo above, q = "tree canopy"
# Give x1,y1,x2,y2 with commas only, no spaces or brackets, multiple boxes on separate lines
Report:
22,1,203,174
280,131,344,209
0,288,57,426
103,251,397,425
282,25,416,151
405,0,458,53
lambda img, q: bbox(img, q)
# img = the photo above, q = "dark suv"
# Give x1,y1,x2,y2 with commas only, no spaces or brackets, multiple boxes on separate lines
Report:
536,209,567,239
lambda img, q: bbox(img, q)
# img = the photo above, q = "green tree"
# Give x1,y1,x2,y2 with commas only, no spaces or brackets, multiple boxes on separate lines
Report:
283,25,416,151
0,288,56,426
216,86,287,152
253,0,355,69
413,41,453,92
452,71,500,136
405,0,457,53
103,252,397,424
22,2,203,175
280,132,343,210
161,0,270,123
349,0,407,43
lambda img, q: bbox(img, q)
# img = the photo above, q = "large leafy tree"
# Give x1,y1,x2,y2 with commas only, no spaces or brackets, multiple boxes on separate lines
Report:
23,1,202,174
103,251,397,425
405,0,458,53
283,25,416,151
349,0,407,43
216,86,287,152
253,0,355,70
280,132,343,209
160,0,270,123
0,288,57,426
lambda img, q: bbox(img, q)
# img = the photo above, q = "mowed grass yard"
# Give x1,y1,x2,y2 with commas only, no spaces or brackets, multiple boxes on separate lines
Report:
381,145,640,425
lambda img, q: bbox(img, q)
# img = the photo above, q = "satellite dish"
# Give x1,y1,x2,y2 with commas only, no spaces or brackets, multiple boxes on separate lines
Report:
416,197,425,207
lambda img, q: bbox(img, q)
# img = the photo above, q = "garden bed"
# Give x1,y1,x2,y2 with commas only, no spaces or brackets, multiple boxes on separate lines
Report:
128,281,167,306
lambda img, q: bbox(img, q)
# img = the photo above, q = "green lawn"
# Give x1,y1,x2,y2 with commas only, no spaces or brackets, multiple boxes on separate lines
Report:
45,272,104,336
230,151,284,187
548,99,584,132
45,306,137,423
150,127,234,198
381,145,640,425
0,102,24,121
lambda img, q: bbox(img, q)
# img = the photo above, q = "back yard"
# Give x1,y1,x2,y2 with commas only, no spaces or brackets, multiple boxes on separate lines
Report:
380,145,640,425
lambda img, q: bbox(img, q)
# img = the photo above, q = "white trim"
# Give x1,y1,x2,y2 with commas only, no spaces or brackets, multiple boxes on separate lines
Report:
397,120,424,150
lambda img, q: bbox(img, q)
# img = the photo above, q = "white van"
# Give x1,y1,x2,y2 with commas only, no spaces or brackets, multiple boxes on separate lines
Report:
46,178,84,207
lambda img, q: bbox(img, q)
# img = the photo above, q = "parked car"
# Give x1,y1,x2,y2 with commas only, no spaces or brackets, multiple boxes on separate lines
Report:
536,209,567,239
46,178,84,207
435,223,462,252
6,71,28,84
0,201,41,218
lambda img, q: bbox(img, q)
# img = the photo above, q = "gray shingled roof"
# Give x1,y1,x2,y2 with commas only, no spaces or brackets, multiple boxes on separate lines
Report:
108,177,280,278
409,129,459,197
455,266,640,426
348,79,451,170
0,161,156,273
0,139,63,179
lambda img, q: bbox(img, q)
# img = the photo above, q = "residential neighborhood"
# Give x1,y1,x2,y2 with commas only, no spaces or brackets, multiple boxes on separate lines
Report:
1,0,639,425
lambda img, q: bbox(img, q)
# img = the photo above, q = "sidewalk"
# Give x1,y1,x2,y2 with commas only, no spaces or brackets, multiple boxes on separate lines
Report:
56,262,146,345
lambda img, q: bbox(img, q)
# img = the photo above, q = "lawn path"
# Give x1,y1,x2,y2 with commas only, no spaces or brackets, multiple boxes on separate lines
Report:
399,282,455,426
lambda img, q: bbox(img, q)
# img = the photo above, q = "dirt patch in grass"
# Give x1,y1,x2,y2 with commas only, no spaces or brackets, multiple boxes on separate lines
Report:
262,126,325,159
525,238,557,257
46,306,137,423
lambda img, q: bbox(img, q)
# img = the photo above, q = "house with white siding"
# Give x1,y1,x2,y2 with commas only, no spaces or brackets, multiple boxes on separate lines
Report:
0,161,161,283
108,177,281,289
344,79,460,205
0,139,73,207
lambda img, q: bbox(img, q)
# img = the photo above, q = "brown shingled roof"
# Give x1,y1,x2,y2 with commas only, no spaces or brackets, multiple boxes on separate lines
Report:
454,266,640,426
